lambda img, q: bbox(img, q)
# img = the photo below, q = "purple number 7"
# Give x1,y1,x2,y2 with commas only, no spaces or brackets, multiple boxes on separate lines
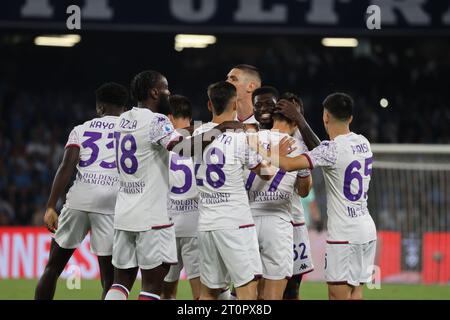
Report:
245,170,286,191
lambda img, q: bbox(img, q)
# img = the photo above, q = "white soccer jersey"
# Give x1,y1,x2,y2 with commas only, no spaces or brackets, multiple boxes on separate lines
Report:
291,129,311,224
245,130,301,222
235,113,259,124
168,152,199,238
193,122,262,231
114,107,181,232
304,132,377,244
64,116,120,215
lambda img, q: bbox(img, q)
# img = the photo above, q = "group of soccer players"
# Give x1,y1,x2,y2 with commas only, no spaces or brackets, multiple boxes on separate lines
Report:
34,64,377,301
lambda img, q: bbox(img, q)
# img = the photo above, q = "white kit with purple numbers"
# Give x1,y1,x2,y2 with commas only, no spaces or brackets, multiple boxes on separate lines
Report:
64,115,120,215
168,152,199,238
113,107,181,231
245,130,302,222
193,122,262,231
305,132,377,244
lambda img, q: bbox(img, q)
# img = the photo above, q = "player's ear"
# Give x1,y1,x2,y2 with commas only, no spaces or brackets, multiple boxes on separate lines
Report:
348,115,353,125
207,100,212,112
168,114,175,124
149,88,159,100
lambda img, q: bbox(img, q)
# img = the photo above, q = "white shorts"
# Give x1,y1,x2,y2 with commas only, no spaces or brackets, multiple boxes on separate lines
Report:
325,240,377,287
254,216,293,280
54,206,113,256
292,222,314,276
164,237,200,282
198,227,262,289
112,226,177,270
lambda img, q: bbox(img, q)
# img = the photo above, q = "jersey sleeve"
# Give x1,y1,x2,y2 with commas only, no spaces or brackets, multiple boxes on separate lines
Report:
304,140,338,169
148,114,181,149
65,127,81,149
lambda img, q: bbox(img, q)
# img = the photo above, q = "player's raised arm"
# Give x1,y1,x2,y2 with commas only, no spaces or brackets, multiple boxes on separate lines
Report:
44,140,80,233
275,99,321,150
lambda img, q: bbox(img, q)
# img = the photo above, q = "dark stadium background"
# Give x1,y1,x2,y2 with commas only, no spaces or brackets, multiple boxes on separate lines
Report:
0,0,449,296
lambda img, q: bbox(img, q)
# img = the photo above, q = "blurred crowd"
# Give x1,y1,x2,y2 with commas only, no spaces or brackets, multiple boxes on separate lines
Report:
0,33,448,226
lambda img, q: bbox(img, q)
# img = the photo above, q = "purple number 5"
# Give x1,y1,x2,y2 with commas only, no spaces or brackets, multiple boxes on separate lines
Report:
170,154,192,194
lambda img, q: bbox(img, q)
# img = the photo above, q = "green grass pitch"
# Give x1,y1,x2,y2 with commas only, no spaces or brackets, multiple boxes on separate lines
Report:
1,279,449,300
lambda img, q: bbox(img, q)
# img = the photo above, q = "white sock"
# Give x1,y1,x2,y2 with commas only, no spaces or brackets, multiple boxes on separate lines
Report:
105,284,129,300
138,291,160,300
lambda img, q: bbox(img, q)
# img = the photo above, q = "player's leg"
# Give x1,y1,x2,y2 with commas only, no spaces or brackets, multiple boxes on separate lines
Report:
180,237,201,300
234,279,259,300
162,237,183,299
89,213,115,299
161,280,178,299
35,239,75,299
257,278,265,300
328,283,353,300
136,226,177,300
35,208,89,300
263,279,288,300
105,230,139,300
283,274,302,300
198,231,229,300
97,255,114,299
350,285,363,300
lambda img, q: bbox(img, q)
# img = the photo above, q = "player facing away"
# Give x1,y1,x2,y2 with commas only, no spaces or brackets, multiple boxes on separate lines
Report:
161,95,201,300
279,93,314,300
249,88,313,300
226,64,261,124
254,93,377,300
194,81,272,300
35,83,128,300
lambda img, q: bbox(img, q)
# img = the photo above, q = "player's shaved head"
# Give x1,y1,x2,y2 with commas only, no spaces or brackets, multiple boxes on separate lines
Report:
323,92,354,121
232,64,261,84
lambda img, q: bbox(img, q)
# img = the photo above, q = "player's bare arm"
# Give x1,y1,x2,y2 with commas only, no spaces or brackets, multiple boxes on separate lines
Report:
44,146,79,233
275,99,321,150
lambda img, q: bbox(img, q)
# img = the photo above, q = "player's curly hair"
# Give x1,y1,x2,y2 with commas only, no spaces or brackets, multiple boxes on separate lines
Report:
95,82,128,107
130,70,164,102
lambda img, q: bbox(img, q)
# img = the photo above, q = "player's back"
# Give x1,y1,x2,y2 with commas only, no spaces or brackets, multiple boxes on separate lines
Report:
318,132,376,244
245,130,301,222
193,122,260,231
168,151,199,237
114,107,173,232
65,115,120,214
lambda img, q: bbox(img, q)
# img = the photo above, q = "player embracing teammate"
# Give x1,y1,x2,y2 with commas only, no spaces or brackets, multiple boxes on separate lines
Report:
252,92,377,300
